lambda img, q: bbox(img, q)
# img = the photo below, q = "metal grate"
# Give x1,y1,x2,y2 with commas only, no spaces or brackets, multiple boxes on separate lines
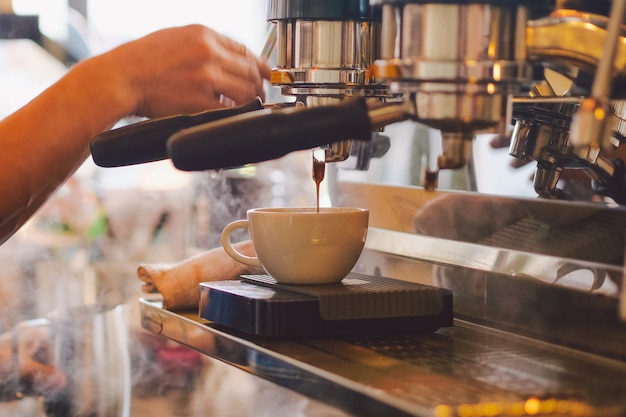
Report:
336,323,626,415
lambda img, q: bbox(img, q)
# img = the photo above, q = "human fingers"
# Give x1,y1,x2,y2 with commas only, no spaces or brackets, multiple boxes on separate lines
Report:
208,60,265,105
210,52,269,104
211,34,271,103
108,25,270,117
199,29,271,103
108,25,227,117
214,30,272,79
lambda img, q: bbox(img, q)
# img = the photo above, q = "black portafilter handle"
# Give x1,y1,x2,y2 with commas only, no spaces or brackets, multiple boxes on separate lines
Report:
167,97,373,171
90,98,264,167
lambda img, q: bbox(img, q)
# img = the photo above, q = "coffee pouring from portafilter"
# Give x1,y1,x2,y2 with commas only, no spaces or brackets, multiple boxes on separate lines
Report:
312,149,326,213
264,0,392,209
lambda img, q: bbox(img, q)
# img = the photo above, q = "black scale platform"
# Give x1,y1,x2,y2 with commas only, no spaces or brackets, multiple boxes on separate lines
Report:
199,273,453,336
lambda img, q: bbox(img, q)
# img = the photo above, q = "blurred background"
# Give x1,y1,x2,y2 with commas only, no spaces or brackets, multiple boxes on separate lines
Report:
0,0,316,324
0,1,337,416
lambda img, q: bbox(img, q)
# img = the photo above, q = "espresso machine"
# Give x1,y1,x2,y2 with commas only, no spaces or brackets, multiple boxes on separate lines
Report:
164,0,626,200
92,1,626,415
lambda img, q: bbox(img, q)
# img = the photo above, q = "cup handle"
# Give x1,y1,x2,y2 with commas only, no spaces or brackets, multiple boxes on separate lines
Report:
221,220,263,268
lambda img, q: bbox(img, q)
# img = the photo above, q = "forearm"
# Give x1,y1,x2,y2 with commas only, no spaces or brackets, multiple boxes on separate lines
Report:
0,24,271,245
0,53,134,244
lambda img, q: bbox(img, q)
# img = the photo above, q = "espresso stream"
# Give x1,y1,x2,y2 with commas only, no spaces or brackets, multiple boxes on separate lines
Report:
424,169,439,191
312,152,326,212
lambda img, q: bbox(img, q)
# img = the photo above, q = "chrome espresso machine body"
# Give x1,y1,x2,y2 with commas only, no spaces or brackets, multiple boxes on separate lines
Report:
91,0,626,415
265,0,394,168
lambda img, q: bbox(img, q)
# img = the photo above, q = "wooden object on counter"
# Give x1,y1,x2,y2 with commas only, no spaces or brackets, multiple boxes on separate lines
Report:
137,240,262,310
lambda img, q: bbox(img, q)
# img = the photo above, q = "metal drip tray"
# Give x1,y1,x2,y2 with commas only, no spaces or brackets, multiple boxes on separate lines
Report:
140,298,626,417
337,329,626,414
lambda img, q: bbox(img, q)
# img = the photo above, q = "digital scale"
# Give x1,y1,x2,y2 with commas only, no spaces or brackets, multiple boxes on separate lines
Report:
199,273,453,337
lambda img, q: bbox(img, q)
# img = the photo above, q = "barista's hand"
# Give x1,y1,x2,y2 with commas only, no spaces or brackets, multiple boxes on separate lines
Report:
0,24,271,246
0,326,66,398
98,24,272,119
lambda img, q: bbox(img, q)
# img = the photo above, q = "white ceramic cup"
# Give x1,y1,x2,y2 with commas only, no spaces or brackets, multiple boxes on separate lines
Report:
221,207,369,284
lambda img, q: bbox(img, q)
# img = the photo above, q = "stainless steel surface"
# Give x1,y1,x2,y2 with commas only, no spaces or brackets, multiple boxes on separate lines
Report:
362,225,620,294
140,297,626,417
254,2,626,198
373,2,529,166
376,4,528,88
279,3,626,195
588,0,624,100
268,9,392,167
272,20,384,95
526,9,626,96
336,182,624,286
508,94,618,199
499,8,626,198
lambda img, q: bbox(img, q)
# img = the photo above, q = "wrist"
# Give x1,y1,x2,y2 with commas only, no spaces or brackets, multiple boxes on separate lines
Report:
65,51,139,123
